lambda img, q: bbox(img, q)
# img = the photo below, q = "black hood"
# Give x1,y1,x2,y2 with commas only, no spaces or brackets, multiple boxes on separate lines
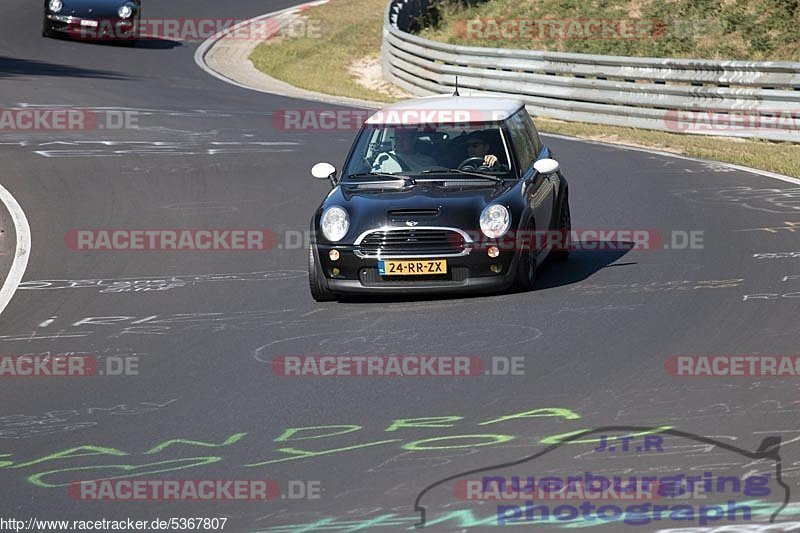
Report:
319,180,525,243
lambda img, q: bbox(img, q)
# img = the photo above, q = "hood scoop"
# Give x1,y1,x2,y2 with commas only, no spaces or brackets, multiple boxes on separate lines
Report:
388,207,441,222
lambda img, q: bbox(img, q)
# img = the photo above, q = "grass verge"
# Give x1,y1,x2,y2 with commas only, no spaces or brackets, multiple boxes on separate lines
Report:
248,0,800,178
419,0,800,61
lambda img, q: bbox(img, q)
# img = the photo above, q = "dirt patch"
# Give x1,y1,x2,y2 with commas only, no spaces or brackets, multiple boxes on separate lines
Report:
348,56,413,99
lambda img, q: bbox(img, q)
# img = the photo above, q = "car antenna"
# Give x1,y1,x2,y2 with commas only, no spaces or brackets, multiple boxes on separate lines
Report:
453,76,459,96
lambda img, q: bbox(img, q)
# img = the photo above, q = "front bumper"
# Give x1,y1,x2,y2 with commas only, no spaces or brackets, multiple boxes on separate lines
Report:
46,14,136,38
315,244,520,295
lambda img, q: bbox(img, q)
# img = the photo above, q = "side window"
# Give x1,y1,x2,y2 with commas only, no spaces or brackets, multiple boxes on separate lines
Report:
520,110,544,157
507,111,536,173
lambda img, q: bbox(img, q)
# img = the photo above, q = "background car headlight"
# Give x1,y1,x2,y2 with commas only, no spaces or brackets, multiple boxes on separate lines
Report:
118,4,133,18
480,204,511,239
49,0,62,13
320,206,349,242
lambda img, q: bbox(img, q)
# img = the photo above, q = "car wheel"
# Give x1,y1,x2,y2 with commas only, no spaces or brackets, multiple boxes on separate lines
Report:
308,245,336,302
512,222,537,292
551,194,571,261
42,19,53,38
120,31,138,46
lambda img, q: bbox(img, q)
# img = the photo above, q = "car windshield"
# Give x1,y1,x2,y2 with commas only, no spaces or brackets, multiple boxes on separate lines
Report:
343,124,513,180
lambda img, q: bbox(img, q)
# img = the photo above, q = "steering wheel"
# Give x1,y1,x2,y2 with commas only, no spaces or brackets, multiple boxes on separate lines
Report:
457,156,489,171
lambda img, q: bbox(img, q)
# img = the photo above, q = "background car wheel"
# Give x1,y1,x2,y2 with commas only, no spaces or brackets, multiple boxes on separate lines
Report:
308,245,336,302
552,194,571,261
42,19,52,38
512,223,537,292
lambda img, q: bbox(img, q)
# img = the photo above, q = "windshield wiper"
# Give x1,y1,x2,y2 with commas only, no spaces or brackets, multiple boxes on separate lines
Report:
347,172,416,185
418,168,504,183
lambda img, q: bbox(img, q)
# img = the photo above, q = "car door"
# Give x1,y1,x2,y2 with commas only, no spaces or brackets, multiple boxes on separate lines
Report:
507,111,555,251
521,110,560,207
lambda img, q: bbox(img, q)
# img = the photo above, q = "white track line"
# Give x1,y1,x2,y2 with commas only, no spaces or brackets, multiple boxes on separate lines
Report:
0,183,31,317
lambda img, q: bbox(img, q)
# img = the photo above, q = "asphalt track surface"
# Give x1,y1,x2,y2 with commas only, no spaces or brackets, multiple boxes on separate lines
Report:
1,1,800,532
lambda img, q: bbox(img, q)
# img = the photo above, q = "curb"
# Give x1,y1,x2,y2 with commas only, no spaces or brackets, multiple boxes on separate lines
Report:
194,0,383,110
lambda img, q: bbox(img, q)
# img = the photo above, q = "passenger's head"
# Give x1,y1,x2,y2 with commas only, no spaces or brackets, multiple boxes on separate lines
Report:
394,129,418,154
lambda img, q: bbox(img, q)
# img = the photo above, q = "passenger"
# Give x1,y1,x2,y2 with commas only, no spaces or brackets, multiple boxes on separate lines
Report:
372,129,437,172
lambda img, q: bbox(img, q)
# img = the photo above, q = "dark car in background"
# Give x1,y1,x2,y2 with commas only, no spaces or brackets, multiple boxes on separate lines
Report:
307,95,571,301
43,0,141,44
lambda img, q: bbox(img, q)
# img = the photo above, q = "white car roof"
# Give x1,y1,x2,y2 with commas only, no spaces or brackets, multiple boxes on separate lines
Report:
364,95,525,125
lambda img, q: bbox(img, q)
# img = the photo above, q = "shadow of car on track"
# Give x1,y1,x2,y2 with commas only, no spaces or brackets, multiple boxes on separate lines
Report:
534,240,635,290
42,32,182,49
0,55,129,79
334,240,632,304
125,37,182,49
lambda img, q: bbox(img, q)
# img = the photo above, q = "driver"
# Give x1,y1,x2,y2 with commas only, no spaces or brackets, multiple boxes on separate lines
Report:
465,131,500,168
372,128,436,172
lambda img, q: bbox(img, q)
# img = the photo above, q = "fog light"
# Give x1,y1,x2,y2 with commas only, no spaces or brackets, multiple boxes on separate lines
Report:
331,267,341,276
329,249,340,261
490,264,502,273
487,245,500,258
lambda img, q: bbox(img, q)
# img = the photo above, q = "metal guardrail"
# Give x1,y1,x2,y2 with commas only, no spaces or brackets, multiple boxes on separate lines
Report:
381,0,800,141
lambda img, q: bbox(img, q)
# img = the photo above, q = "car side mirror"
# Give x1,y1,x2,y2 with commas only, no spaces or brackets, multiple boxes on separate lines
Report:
311,162,337,186
533,158,559,176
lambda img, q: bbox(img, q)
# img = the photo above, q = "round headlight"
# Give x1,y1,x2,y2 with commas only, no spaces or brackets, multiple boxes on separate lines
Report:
320,206,349,242
480,204,511,239
118,4,133,18
49,0,63,13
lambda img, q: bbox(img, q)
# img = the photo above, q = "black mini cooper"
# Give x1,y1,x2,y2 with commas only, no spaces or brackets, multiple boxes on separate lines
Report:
308,96,570,301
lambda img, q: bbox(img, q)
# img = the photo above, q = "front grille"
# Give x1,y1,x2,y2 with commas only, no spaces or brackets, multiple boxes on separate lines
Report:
355,228,469,258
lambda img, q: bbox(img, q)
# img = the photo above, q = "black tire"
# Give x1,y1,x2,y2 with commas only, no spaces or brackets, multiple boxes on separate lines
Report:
512,222,537,292
42,19,53,38
551,194,571,261
308,245,336,302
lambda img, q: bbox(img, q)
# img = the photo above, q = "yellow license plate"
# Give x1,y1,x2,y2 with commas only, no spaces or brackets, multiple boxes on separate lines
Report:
379,259,447,276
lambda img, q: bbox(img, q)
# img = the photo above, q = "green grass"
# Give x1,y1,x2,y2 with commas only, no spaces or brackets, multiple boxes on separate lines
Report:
421,0,800,60
248,0,800,177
